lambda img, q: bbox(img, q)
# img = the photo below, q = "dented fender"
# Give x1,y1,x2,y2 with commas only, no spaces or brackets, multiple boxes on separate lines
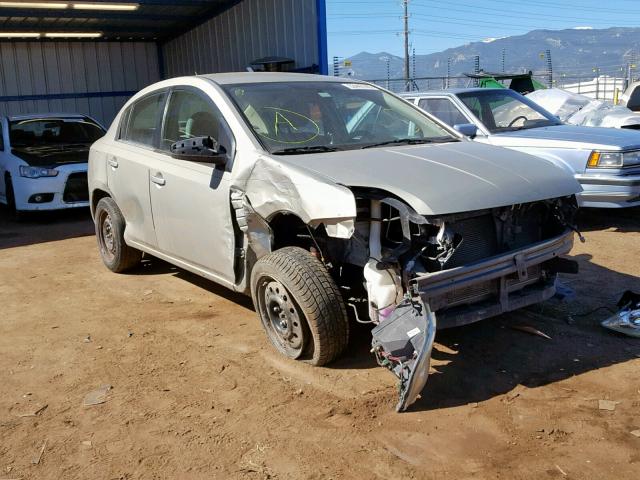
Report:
233,155,357,239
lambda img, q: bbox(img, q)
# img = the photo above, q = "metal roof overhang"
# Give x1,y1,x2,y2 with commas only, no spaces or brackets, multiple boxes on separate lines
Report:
0,0,243,41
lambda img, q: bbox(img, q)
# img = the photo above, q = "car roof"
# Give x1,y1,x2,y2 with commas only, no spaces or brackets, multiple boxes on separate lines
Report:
7,113,87,121
201,72,357,85
400,88,498,97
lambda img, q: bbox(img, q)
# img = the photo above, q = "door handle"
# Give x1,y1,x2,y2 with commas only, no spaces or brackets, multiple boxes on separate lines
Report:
107,157,119,168
150,173,166,186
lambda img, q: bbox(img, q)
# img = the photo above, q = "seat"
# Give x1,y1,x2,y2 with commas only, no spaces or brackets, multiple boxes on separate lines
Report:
186,111,219,139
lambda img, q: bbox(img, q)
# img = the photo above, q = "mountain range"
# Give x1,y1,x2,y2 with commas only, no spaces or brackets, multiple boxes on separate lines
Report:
341,27,640,81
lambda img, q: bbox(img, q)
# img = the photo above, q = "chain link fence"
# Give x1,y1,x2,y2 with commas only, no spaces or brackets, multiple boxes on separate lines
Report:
358,74,631,101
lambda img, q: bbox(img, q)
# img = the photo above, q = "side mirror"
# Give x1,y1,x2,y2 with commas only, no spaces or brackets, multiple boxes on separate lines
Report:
453,123,478,138
170,136,227,165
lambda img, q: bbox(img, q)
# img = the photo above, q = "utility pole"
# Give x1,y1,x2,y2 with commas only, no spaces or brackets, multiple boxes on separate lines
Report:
332,56,341,77
545,49,553,88
473,55,480,86
446,57,451,88
403,0,410,91
501,49,505,73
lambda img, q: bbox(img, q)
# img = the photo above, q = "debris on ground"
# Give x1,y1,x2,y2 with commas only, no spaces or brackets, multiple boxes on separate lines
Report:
18,404,48,417
555,464,568,476
553,282,576,302
31,440,46,465
83,384,112,406
83,334,91,343
630,430,640,438
601,290,640,338
598,399,618,411
511,325,552,340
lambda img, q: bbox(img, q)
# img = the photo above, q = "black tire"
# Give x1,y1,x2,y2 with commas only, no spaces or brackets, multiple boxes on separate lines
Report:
94,197,142,273
251,246,349,366
4,175,22,220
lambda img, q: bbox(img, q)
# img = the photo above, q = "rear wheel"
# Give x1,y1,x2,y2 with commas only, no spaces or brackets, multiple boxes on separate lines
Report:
251,247,349,366
94,197,142,272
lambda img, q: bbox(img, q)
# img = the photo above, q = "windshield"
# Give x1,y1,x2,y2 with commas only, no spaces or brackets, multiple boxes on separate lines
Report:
222,81,456,153
457,89,561,133
9,117,104,147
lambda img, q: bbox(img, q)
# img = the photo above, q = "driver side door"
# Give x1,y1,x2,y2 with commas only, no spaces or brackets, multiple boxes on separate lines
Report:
149,87,236,285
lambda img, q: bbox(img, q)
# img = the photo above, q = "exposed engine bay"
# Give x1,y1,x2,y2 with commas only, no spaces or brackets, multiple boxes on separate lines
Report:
298,191,580,411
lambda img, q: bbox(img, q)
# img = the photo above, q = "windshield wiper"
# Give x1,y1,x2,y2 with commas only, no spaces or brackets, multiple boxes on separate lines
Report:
271,145,341,155
361,137,454,149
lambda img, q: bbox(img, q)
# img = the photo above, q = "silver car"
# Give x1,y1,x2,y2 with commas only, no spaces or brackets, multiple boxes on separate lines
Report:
88,73,580,411
404,88,640,208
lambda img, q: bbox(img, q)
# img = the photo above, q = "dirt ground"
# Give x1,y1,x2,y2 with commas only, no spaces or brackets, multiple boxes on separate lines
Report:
0,206,639,480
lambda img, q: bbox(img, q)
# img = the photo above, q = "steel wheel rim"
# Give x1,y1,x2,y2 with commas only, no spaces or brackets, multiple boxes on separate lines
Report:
98,210,116,261
258,278,305,358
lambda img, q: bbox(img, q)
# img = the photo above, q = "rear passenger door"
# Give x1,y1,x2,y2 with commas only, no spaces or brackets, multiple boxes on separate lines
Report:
148,87,236,284
108,90,168,248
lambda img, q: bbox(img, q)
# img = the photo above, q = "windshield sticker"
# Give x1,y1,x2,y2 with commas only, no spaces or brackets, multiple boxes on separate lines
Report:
318,92,332,97
259,107,320,144
342,83,378,90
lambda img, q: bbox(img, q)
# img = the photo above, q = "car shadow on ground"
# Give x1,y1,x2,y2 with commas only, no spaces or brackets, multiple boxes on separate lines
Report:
578,206,640,233
0,206,94,250
132,255,255,311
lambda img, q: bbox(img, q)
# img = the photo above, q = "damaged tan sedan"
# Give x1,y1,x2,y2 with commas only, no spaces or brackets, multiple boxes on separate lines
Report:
88,73,582,411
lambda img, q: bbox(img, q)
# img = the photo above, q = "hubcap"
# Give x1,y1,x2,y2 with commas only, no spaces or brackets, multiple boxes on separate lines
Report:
261,279,304,357
99,211,116,260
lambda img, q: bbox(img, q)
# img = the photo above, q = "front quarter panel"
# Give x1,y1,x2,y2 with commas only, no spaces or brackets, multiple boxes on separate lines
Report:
235,154,357,236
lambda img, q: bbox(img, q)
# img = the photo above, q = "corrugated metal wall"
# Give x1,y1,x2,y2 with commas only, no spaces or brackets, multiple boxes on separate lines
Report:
162,0,319,78
0,42,160,126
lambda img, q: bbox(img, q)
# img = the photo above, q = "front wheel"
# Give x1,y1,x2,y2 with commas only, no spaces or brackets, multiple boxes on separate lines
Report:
94,197,142,272
251,247,349,366
4,175,22,220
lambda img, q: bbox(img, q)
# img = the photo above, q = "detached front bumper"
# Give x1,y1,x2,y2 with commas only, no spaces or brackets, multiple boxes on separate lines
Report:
13,165,89,211
575,173,640,208
410,229,575,329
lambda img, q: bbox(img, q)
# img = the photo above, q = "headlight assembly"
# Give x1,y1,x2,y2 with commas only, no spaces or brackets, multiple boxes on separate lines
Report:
587,151,622,168
588,150,640,168
19,166,59,178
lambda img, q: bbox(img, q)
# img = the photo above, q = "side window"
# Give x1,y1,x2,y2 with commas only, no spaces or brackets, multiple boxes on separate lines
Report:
160,89,226,151
627,87,640,111
0,122,4,151
418,98,468,126
124,92,165,147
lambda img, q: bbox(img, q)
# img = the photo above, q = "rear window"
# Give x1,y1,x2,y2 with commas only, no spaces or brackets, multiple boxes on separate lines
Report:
9,117,104,147
122,92,166,147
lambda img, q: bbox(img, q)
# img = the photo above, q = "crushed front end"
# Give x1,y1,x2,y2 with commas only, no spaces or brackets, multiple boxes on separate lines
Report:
335,192,580,411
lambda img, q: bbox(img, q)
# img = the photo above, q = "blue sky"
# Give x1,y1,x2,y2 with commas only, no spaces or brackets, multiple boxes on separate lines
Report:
326,0,640,58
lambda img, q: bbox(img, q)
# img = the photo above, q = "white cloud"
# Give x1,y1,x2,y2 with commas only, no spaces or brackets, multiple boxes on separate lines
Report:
572,26,594,30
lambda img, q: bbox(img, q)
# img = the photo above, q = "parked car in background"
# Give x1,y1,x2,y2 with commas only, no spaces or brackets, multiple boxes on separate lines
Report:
619,80,640,112
0,113,105,216
89,73,581,411
405,88,640,208
527,88,640,129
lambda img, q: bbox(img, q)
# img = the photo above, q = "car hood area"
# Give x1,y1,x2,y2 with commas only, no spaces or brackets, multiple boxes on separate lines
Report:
491,124,640,151
11,144,90,168
276,140,581,216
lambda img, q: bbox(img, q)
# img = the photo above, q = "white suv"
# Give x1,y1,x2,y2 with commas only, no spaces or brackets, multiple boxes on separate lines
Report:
88,73,581,411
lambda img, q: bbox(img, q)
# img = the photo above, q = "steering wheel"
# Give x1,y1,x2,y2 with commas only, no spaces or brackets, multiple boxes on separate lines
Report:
508,115,528,127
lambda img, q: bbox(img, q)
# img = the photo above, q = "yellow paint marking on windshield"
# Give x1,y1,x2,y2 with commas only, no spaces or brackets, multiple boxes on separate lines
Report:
274,110,298,136
259,107,320,144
